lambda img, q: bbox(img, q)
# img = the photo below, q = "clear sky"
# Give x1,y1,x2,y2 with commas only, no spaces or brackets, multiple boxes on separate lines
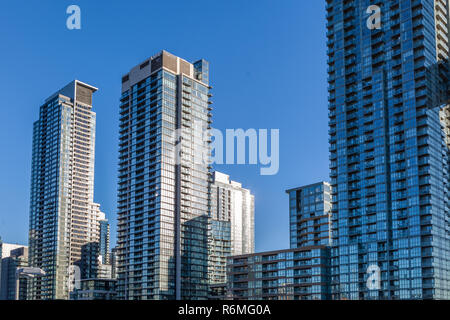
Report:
0,0,329,252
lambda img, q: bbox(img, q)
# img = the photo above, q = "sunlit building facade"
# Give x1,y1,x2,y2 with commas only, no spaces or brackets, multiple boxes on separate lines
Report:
0,244,29,300
98,212,110,265
287,182,333,249
117,51,212,300
326,0,450,299
28,80,103,300
70,279,117,300
208,171,255,299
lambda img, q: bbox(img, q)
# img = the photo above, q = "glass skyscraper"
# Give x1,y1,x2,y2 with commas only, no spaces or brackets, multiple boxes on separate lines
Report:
117,51,212,300
208,171,255,298
327,0,450,299
287,182,333,248
28,80,103,300
98,212,110,265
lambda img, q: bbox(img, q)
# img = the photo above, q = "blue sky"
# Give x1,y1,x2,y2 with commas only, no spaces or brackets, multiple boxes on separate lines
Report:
0,0,329,252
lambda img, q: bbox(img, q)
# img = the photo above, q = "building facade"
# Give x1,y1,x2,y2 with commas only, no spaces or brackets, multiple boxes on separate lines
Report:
1,242,25,260
0,244,29,300
28,80,104,300
99,217,110,265
110,247,118,279
208,171,255,298
227,246,331,300
77,242,101,280
70,279,117,300
286,182,333,248
117,51,212,300
75,213,111,281
326,0,450,299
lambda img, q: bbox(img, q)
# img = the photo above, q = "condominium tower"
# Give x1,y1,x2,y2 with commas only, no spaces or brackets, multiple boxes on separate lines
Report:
28,80,103,300
326,0,450,299
117,51,212,300
286,182,332,248
98,210,111,265
208,171,255,298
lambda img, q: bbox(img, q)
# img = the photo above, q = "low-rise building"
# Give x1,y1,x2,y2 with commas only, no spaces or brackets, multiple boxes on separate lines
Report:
70,279,117,300
227,246,330,300
0,243,29,300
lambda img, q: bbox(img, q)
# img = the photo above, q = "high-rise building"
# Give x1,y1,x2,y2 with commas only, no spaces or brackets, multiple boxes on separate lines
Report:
210,172,255,255
286,182,332,248
0,244,29,300
88,204,110,264
208,171,255,299
78,242,101,280
28,80,104,300
74,205,111,280
110,247,118,280
99,217,110,265
326,0,450,299
117,51,212,300
76,241,113,281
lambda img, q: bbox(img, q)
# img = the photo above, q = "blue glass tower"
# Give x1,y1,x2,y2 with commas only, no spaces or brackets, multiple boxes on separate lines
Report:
327,0,450,299
286,182,333,249
99,219,110,264
117,51,212,300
